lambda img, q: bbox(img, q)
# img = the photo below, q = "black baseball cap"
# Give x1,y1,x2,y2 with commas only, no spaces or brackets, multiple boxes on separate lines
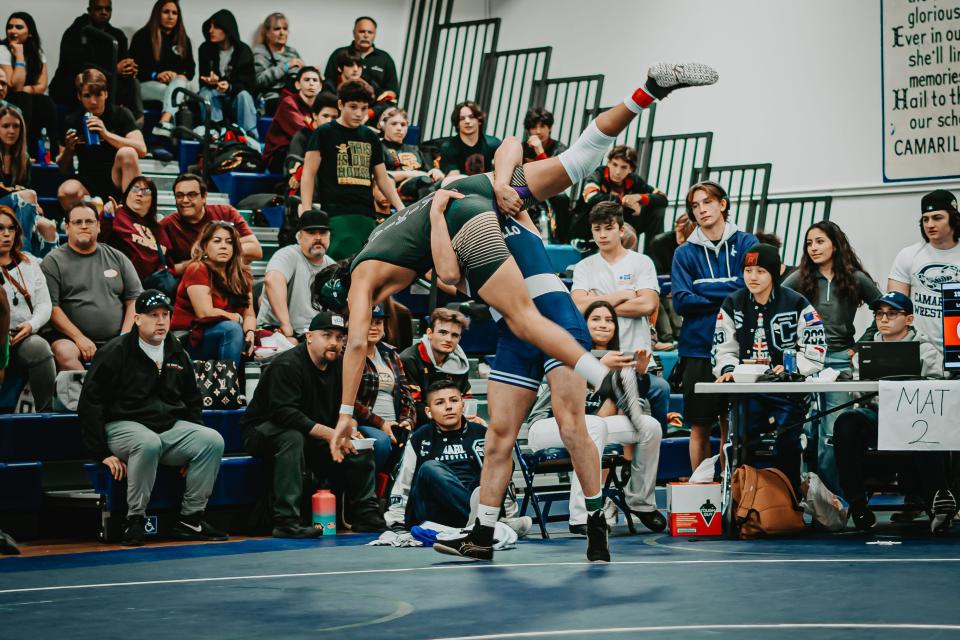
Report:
135,289,173,313
299,208,330,231
921,189,958,215
308,310,346,332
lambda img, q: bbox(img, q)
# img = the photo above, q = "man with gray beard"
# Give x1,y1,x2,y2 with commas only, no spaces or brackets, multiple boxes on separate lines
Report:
257,209,335,342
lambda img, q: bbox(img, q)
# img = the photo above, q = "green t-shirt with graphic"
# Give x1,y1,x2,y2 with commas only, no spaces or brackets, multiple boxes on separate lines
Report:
306,121,384,218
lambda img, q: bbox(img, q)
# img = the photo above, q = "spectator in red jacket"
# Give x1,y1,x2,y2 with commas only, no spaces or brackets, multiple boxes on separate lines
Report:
159,173,262,273
263,66,322,173
99,176,173,282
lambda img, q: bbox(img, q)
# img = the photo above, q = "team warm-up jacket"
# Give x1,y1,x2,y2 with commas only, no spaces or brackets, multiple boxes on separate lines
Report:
712,286,827,378
78,331,203,461
385,420,486,529
672,223,758,359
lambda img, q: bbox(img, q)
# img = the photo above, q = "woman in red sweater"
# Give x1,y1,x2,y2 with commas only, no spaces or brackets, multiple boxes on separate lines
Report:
99,176,173,282
172,221,255,367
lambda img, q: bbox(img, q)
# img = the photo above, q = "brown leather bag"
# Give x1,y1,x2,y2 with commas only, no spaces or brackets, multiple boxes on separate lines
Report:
731,465,805,539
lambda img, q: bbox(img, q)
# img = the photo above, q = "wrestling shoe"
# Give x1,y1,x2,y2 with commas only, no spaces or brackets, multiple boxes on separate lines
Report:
645,62,719,100
849,502,877,531
0,530,21,555
586,510,610,562
433,520,494,561
600,368,647,434
631,509,668,533
930,489,957,534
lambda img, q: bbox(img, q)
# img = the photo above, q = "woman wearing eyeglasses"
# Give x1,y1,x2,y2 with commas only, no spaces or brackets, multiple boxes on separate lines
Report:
98,176,173,282
171,221,255,368
782,221,881,494
0,204,54,410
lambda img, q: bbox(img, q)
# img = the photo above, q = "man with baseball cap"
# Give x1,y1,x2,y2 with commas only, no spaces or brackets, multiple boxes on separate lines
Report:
258,208,335,342
834,289,951,532
242,310,386,537
889,189,960,349
78,289,227,546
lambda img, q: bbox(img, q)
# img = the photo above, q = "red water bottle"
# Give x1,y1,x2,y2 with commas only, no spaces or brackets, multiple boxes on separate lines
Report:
312,489,336,534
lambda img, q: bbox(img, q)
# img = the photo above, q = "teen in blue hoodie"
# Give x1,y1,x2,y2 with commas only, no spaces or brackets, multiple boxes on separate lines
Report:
671,181,757,471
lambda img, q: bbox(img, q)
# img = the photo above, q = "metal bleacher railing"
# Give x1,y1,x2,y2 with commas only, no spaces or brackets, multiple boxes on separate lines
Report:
401,0,454,129
477,47,553,141
694,163,773,234
761,196,833,265
637,132,713,230
417,18,501,142
528,75,604,149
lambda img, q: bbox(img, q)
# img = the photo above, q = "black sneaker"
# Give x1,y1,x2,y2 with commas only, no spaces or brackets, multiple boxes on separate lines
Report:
171,512,229,541
272,523,324,539
645,62,720,100
0,530,21,555
121,514,146,546
568,524,587,536
931,489,957,534
632,509,667,533
434,520,494,561
586,510,610,562
600,368,646,431
850,502,877,531
349,513,387,534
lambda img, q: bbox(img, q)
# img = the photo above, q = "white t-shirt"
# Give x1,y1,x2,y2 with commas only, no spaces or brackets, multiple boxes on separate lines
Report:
0,47,46,68
138,338,164,369
257,245,334,334
370,348,397,422
572,250,660,352
888,240,960,344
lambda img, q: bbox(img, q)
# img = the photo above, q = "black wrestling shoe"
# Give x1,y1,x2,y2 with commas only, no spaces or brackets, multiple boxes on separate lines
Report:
645,62,719,100
600,368,647,433
569,524,587,536
121,514,146,547
0,530,21,555
586,510,610,562
272,523,324,539
631,509,668,533
171,512,229,541
931,489,957,534
350,515,388,534
434,520,494,561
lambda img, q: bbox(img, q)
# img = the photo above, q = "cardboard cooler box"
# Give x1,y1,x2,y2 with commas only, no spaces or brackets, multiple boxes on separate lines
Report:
667,482,722,536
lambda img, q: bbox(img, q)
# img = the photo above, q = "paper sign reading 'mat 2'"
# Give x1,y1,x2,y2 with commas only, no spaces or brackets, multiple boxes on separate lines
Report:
878,380,960,451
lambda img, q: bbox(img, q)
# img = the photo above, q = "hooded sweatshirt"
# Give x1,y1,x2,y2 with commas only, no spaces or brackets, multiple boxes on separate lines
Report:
399,336,471,425
50,14,130,105
671,221,758,359
198,10,255,96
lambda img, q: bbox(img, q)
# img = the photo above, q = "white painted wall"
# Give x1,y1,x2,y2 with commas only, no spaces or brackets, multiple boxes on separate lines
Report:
459,0,958,310
20,0,409,88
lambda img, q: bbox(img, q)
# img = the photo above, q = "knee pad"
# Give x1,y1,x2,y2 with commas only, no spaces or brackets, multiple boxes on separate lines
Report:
558,121,615,184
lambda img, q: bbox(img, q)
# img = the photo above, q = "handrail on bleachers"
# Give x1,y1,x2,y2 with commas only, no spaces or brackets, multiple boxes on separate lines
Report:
762,195,834,265
693,162,773,234
637,132,714,231
476,47,553,141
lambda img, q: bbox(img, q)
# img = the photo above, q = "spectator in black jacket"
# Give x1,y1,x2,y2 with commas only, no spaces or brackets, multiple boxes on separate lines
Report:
572,145,667,252
78,290,227,546
242,311,386,538
197,9,257,140
129,0,195,138
399,307,471,426
386,380,487,530
49,0,143,121
323,17,399,101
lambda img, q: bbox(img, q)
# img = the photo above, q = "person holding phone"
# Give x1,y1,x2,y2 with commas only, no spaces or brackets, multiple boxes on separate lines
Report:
354,303,416,473
526,300,666,534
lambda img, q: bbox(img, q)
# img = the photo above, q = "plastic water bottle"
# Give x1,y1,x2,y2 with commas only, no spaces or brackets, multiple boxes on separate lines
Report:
312,489,336,534
82,112,100,146
36,128,51,165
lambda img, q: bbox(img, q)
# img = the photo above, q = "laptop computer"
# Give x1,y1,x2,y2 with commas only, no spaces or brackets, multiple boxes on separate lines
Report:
858,341,922,380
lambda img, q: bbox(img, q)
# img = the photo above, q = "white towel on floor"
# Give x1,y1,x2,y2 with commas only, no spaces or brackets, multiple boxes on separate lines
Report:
367,530,423,547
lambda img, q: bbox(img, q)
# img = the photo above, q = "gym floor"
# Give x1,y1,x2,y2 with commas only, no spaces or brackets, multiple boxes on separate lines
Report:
2,519,958,640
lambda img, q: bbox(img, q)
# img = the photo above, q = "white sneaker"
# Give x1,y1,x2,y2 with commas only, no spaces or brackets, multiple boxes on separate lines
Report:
646,62,719,100
151,121,174,138
501,516,533,538
603,497,619,527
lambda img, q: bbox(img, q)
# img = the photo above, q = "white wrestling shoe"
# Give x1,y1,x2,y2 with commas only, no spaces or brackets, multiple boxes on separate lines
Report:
645,62,719,99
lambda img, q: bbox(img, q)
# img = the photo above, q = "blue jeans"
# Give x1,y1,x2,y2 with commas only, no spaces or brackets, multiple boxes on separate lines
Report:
646,373,671,434
188,320,243,368
198,87,258,136
358,425,394,473
407,460,474,528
